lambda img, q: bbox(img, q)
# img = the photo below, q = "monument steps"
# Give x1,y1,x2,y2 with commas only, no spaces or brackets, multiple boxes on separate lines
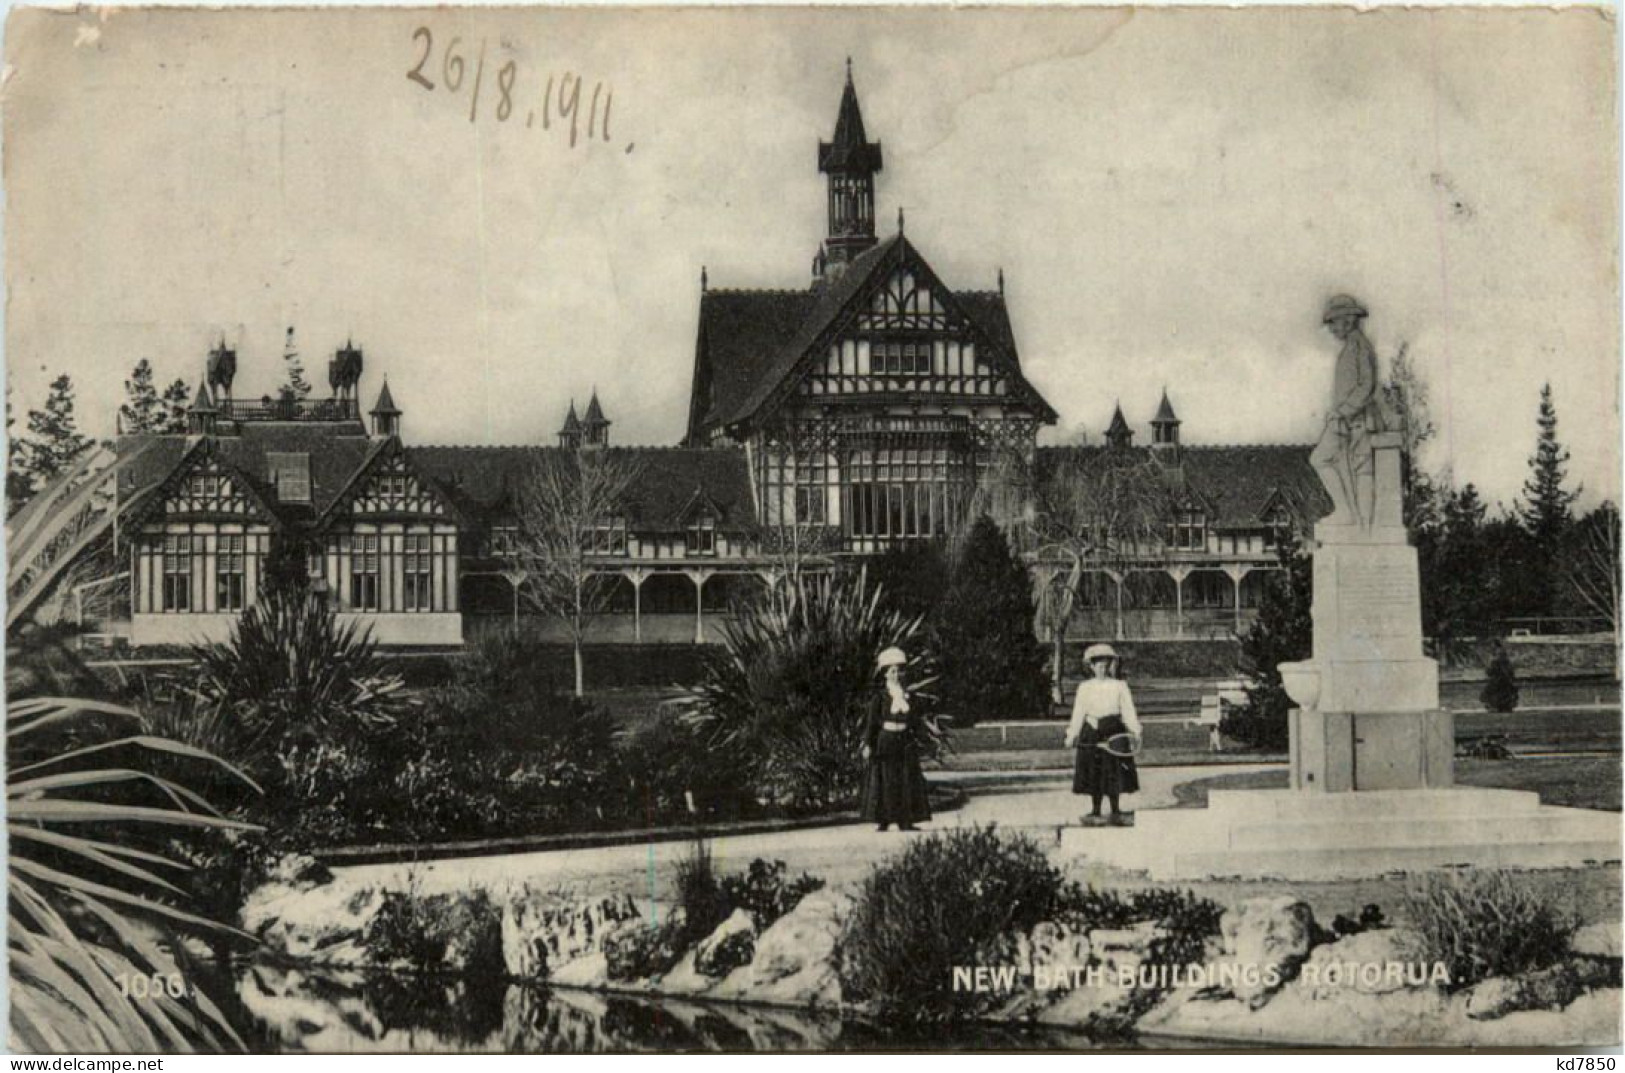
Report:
1192,811,1619,852
1204,787,1542,821
1163,836,1622,882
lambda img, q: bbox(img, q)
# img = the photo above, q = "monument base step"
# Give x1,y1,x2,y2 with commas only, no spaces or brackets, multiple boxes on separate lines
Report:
1058,788,1621,880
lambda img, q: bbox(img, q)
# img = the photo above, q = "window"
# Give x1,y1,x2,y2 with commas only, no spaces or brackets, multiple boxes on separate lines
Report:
403,533,434,611
871,340,932,376
1168,509,1207,552
377,473,408,502
162,534,193,611
1263,508,1294,550
216,534,245,611
350,534,380,610
847,446,957,540
588,518,627,556
794,486,826,525
686,513,717,556
487,525,519,557
267,453,310,503
186,474,220,500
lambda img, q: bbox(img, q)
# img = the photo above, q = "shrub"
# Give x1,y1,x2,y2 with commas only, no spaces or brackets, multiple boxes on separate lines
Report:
1481,648,1521,712
720,859,826,929
685,571,940,810
604,918,690,982
836,826,1068,1022
192,586,409,753
865,540,952,625
427,631,587,752
1229,536,1312,751
673,840,729,943
931,515,1050,727
1403,870,1577,990
363,887,505,978
619,710,755,823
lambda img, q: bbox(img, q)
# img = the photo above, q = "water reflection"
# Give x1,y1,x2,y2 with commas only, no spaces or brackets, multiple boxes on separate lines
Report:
238,962,1111,1053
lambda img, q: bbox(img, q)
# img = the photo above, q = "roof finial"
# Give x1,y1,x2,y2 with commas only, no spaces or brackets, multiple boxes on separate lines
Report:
845,56,853,83
998,267,1005,295
898,206,905,235
701,265,708,292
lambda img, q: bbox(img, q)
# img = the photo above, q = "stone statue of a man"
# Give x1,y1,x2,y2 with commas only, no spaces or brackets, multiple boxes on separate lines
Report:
1311,294,1390,528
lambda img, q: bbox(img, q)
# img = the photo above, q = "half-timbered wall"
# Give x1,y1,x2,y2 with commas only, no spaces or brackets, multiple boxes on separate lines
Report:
321,525,459,613
132,524,271,614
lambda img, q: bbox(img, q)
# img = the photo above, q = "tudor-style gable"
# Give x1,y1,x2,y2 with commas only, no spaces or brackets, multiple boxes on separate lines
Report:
320,439,458,526
138,440,278,528
731,235,1058,432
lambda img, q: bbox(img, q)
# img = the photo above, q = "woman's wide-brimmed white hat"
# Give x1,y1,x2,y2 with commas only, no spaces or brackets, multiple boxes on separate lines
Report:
877,646,908,669
1083,643,1118,663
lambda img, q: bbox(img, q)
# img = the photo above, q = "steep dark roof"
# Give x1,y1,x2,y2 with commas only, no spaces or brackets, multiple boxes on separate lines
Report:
691,234,1056,438
818,73,882,174
583,392,609,426
118,423,377,528
1105,404,1132,439
1153,390,1179,424
1034,444,1332,528
407,446,756,532
370,380,400,416
690,289,819,435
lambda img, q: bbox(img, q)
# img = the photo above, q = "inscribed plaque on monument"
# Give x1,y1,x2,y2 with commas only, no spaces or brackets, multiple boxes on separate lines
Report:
1335,557,1421,644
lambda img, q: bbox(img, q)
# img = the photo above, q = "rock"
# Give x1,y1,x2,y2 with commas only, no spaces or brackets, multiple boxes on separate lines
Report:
244,880,385,965
712,888,851,1008
501,891,641,979
1300,929,1434,997
1027,920,1092,978
694,909,757,978
264,852,333,891
1466,977,1525,1021
548,952,610,988
1091,920,1159,959
360,889,506,976
1220,896,1315,1007
1571,921,1623,960
603,911,689,983
1466,959,1621,1021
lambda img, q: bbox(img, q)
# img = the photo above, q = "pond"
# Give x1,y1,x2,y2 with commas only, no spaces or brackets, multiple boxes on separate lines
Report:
232,961,1147,1053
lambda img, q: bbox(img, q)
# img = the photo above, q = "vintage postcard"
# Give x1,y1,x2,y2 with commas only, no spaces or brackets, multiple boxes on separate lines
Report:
4,3,1620,1055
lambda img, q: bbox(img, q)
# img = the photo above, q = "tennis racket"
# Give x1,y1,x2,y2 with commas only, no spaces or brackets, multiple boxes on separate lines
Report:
1096,732,1142,758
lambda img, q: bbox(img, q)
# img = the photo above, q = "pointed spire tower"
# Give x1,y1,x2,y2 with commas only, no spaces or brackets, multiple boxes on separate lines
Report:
369,378,401,438
817,59,883,278
1151,388,1181,454
1105,402,1134,449
582,390,611,448
558,400,583,449
188,377,218,435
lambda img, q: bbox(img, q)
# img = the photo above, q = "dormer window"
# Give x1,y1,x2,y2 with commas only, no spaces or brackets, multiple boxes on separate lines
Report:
267,453,311,504
588,517,628,555
187,474,220,500
1263,505,1294,550
686,512,717,556
1168,508,1206,552
487,525,520,557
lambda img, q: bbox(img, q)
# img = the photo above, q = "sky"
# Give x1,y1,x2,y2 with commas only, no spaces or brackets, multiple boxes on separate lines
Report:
5,5,1619,510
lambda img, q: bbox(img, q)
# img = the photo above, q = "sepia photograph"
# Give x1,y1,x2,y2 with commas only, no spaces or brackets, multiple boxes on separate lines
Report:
2,3,1621,1054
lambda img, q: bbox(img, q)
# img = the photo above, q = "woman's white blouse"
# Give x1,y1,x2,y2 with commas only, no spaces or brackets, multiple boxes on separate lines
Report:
1065,678,1142,745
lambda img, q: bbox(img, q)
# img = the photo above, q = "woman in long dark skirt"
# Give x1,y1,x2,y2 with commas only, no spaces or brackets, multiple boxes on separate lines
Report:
1065,643,1142,826
860,646,932,832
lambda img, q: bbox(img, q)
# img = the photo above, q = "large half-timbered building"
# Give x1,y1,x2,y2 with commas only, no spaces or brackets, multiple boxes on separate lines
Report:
107,66,1327,649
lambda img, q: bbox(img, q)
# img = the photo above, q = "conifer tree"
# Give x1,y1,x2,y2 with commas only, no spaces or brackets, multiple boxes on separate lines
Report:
119,359,165,433
930,514,1049,727
6,386,35,514
1225,534,1313,750
16,374,93,492
1518,383,1580,553
160,378,192,433
280,326,312,401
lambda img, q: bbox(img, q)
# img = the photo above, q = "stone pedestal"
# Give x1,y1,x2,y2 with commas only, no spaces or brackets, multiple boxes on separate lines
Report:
1280,431,1447,792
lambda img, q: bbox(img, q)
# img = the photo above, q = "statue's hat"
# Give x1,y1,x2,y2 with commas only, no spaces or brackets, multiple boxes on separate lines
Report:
1322,294,1368,323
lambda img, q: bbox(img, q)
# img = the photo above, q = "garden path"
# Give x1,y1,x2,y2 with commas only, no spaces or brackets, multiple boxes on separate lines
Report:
332,762,1284,903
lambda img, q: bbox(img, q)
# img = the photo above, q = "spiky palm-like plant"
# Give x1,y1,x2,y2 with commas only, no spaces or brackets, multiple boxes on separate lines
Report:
8,696,261,1051
684,571,943,810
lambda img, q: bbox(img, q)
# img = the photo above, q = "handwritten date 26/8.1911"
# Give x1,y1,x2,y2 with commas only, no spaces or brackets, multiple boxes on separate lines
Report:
406,27,614,148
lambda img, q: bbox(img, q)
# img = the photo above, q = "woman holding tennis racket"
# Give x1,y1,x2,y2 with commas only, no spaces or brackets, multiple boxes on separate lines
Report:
1064,643,1142,826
